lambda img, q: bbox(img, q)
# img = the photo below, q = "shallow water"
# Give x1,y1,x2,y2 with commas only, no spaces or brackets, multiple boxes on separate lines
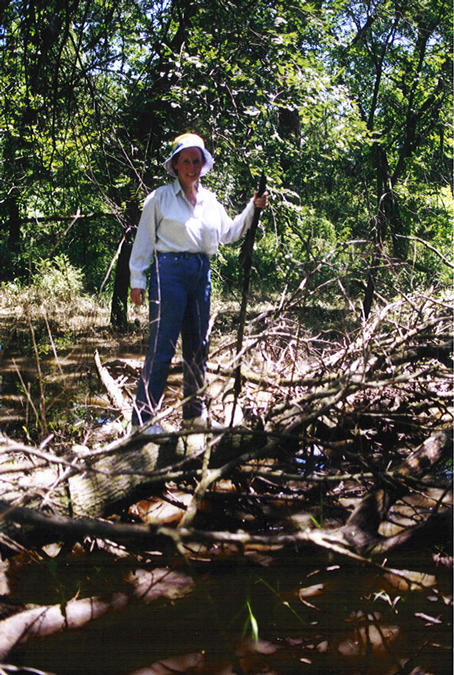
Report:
5,544,452,675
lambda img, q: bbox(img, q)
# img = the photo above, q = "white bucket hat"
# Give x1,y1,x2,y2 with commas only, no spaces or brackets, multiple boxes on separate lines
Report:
163,133,214,177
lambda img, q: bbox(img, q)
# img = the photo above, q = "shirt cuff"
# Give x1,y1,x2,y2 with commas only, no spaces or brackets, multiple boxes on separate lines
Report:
130,275,147,290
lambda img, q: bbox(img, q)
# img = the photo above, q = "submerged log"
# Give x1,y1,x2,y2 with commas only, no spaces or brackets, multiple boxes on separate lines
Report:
0,428,451,562
69,440,189,517
0,434,185,519
0,426,265,522
0,567,193,659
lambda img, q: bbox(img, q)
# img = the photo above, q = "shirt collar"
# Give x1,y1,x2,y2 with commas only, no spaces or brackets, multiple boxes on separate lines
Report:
172,178,206,203
172,178,183,195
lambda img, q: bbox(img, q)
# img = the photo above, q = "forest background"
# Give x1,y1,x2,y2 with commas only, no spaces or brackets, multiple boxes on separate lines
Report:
0,0,452,325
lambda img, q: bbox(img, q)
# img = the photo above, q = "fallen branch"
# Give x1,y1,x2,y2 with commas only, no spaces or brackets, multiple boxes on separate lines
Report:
0,567,193,660
0,429,450,561
0,291,451,570
341,431,452,554
94,349,131,416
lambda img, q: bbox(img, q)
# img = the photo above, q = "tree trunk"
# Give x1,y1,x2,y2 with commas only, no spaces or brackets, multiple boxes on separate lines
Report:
0,428,261,524
110,199,140,330
110,233,133,330
1,132,22,281
0,437,185,520
363,145,406,318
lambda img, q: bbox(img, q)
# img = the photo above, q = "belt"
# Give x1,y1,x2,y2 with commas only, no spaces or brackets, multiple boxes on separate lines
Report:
157,251,208,259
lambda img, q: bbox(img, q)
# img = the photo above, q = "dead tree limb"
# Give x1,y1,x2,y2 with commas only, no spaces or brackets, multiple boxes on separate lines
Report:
0,567,193,660
340,431,451,554
0,292,451,563
94,349,131,416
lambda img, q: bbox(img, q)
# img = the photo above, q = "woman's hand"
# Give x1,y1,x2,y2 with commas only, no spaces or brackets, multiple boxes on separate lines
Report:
253,191,269,209
130,288,146,306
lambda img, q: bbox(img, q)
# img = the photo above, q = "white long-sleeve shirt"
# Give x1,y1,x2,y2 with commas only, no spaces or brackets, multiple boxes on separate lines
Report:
129,179,255,289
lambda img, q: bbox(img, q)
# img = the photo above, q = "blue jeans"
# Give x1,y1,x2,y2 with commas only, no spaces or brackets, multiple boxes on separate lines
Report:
133,252,211,425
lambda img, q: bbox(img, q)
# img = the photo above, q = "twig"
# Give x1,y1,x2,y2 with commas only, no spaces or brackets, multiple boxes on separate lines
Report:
395,234,454,269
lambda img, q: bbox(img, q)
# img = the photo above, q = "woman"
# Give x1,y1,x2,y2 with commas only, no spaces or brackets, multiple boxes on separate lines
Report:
129,132,267,436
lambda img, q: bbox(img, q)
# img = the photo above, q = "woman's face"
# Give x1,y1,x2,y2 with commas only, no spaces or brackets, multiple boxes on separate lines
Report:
172,147,204,188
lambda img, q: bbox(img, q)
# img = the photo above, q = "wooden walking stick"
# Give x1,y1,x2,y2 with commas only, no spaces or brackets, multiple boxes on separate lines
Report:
230,172,267,425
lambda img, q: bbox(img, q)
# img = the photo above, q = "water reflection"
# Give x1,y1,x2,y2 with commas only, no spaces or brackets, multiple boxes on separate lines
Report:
8,547,452,675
